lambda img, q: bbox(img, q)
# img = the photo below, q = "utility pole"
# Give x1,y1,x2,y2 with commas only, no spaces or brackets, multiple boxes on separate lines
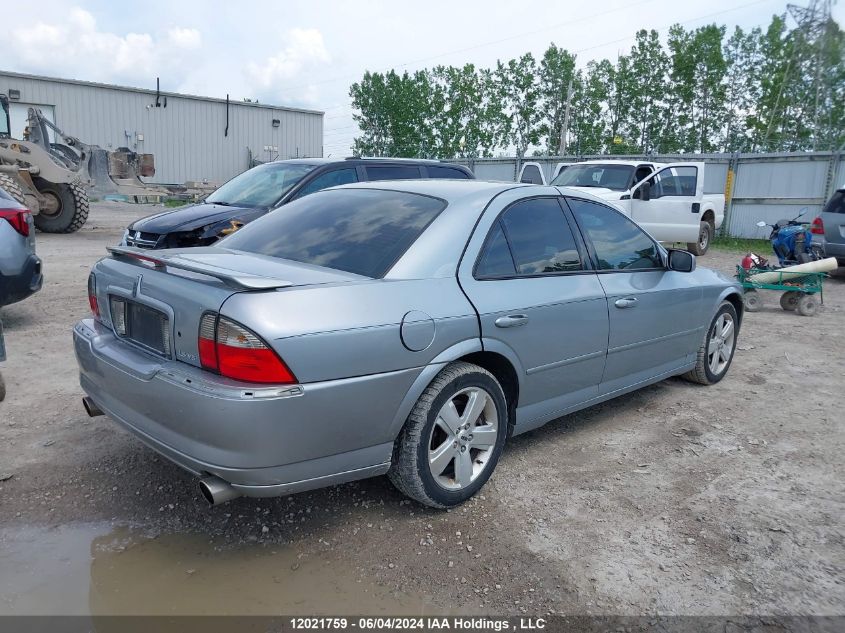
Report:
559,77,574,155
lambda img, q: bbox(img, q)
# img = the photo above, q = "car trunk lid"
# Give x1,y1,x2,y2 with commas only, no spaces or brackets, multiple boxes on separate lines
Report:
92,246,366,368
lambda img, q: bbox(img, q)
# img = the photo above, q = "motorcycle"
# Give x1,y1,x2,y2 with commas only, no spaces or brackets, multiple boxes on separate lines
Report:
753,209,824,267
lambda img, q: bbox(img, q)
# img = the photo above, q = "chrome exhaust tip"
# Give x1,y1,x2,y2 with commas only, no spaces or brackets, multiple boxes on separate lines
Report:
199,475,241,506
82,396,104,417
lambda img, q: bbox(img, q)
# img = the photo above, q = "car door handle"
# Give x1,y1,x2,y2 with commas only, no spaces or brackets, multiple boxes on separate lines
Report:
614,297,639,309
494,314,529,328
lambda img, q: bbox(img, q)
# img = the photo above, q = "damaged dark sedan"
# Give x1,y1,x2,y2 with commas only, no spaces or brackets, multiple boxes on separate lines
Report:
122,158,474,248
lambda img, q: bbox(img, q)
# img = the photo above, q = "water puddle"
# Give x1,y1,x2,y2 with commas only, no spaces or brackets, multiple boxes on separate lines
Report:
0,523,431,615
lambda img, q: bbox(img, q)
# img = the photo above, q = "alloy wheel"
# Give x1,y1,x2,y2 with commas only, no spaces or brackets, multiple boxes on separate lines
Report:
428,387,499,490
707,312,735,376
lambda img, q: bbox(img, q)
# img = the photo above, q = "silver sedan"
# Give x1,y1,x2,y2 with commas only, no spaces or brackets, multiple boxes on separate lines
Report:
74,181,743,508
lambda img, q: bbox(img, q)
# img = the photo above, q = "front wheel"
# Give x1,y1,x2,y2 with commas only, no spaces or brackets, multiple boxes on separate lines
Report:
389,362,508,508
32,180,89,233
687,221,713,256
682,301,739,385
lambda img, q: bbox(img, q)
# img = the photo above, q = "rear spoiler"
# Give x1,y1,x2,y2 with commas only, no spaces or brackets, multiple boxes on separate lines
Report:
106,246,294,290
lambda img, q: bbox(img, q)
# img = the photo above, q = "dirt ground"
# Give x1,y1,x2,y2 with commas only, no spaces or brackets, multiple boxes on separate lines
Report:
1,201,843,616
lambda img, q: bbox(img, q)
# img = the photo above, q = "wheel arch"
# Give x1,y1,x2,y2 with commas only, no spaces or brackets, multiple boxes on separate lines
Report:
719,289,745,327
386,339,525,440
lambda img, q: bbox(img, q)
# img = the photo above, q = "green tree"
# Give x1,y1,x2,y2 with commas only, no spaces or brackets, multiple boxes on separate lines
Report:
537,44,577,155
430,64,500,159
570,62,609,155
628,29,670,153
350,70,437,157
721,26,763,152
494,53,541,165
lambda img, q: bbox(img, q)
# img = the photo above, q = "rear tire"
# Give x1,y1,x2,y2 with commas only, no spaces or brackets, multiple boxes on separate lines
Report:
796,293,818,317
32,181,89,233
687,221,713,256
743,290,762,312
0,173,25,205
682,301,739,385
780,291,800,311
388,361,508,508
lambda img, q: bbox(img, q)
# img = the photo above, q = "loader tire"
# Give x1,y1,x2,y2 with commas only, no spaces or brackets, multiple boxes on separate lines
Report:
0,173,26,205
33,181,89,233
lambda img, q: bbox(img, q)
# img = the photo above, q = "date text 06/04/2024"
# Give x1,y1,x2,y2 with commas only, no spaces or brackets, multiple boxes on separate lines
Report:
288,618,547,631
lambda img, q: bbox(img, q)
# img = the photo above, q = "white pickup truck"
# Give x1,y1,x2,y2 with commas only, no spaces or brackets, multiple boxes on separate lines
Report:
520,160,725,255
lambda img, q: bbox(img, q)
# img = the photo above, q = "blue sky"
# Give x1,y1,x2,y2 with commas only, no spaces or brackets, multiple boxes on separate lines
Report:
2,0,841,155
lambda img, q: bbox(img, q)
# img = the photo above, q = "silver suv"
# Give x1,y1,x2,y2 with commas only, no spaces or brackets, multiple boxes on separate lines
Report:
816,188,845,267
0,185,42,307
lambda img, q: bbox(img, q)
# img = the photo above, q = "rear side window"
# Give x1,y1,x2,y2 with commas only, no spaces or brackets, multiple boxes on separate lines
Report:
475,197,582,278
567,198,662,271
221,189,445,278
427,166,470,179
295,168,358,198
366,165,422,181
501,198,582,274
823,190,845,214
475,222,516,278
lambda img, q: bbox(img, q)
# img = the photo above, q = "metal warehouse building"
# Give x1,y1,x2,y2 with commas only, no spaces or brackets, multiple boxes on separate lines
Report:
0,70,324,185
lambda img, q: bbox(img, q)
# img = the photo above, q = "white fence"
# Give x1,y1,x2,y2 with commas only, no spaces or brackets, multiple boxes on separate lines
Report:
453,152,844,238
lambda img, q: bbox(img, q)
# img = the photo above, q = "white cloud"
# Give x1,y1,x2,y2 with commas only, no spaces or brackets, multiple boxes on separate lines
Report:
245,28,331,94
167,27,202,49
5,7,199,84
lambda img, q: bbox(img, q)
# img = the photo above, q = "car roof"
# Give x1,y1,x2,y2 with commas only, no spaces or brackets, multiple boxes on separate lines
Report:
334,178,615,206
575,159,661,167
274,157,469,167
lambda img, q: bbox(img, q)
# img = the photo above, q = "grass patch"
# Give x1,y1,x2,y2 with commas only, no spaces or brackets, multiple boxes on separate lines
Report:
711,236,771,254
163,199,191,208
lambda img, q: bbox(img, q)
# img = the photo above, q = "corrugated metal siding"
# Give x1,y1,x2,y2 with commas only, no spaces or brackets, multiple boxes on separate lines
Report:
732,158,829,198
0,71,323,184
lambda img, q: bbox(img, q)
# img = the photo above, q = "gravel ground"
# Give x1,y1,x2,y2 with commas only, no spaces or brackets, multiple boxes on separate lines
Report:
0,201,843,616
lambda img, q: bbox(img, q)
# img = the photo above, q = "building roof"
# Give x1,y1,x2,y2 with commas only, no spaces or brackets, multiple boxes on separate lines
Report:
0,69,323,116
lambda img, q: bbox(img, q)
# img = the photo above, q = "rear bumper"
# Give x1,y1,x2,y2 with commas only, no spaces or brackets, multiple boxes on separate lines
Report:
817,237,845,265
0,254,43,306
73,318,420,496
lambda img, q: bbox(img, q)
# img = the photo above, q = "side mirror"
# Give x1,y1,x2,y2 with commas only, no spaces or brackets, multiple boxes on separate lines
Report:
667,249,696,273
639,182,651,201
756,221,767,227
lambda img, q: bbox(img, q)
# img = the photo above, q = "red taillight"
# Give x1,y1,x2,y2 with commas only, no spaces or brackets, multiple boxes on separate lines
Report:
198,313,218,369
87,273,100,318
197,313,296,384
0,208,30,237
811,217,824,235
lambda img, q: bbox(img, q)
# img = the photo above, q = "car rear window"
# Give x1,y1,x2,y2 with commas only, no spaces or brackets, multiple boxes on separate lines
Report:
427,166,470,179
823,190,845,214
220,189,446,278
366,165,422,180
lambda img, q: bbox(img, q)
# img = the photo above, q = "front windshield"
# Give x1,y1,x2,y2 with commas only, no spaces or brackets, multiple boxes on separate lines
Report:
552,164,635,191
205,162,316,208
